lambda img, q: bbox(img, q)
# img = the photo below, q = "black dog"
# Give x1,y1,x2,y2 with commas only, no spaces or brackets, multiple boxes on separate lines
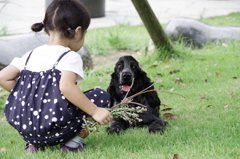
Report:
106,56,168,134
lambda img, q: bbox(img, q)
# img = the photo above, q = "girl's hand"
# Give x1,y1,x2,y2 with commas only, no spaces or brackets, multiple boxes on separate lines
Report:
92,107,113,125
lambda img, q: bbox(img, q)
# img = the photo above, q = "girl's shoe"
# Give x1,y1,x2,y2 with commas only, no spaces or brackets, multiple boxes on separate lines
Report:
60,143,87,152
24,143,39,153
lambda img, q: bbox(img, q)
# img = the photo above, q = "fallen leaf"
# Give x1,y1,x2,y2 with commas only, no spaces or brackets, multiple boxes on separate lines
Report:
163,66,170,69
224,105,229,109
229,92,234,97
152,61,158,67
163,113,173,118
170,87,175,92
215,72,222,76
106,71,112,74
155,77,162,82
222,43,228,47
156,73,162,76
0,147,7,153
207,105,213,107
175,77,183,84
232,77,237,79
98,77,103,82
170,116,178,120
166,56,169,63
153,61,162,66
180,83,187,86
204,78,208,82
174,78,186,86
200,97,209,100
160,104,167,107
158,85,164,89
161,108,173,111
173,154,180,159
136,51,141,55
170,70,180,74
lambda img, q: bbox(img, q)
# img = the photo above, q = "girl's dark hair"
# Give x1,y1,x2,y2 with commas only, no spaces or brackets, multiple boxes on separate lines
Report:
31,0,90,39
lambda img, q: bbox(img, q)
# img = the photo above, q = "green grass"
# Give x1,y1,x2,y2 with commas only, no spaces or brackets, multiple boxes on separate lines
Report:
0,25,8,36
84,25,150,55
84,12,240,57
201,12,240,26
0,12,240,159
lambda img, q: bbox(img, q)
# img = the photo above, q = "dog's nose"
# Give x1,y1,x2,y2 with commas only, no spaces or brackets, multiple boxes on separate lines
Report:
122,72,132,79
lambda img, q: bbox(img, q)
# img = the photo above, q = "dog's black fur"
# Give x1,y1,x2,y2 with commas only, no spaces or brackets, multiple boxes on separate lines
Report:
106,56,168,134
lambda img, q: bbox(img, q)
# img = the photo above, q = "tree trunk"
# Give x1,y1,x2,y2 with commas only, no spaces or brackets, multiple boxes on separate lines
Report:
131,0,173,53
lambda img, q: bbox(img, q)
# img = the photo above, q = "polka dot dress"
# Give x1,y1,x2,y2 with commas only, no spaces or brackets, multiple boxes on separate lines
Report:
4,50,110,146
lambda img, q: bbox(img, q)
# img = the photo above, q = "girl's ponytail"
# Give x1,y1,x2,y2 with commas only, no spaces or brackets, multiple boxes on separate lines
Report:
31,22,44,32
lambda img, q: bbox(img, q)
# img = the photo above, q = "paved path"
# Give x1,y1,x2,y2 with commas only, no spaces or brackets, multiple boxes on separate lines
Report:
0,0,240,34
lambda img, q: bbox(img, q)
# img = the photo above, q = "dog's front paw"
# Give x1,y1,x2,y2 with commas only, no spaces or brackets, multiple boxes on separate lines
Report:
106,125,124,135
148,120,168,134
161,120,169,127
149,125,165,134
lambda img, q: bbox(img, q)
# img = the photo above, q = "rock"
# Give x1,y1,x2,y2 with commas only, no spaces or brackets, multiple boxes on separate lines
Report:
164,18,240,48
0,33,93,70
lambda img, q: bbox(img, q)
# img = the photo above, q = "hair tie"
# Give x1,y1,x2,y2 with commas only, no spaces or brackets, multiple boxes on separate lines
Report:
67,28,71,31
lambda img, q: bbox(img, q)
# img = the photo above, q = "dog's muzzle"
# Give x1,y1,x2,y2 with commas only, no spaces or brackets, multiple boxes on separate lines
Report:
119,71,133,92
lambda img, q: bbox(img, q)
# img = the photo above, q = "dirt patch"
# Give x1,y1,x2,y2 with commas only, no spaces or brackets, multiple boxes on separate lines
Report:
91,50,142,69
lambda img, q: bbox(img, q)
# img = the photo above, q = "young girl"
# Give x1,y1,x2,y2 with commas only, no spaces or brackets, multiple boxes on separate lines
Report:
0,0,112,153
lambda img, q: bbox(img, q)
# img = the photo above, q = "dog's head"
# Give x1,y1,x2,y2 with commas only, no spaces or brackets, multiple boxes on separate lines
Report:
112,56,143,92
108,55,160,108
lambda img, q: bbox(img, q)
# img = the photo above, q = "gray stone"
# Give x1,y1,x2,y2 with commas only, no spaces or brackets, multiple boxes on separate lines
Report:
164,17,240,48
0,33,93,70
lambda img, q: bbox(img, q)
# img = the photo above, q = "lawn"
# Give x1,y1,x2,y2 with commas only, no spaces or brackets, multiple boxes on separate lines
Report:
0,12,240,159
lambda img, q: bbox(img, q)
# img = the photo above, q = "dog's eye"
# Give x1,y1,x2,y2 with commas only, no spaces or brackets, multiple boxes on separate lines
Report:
117,64,123,69
131,65,136,69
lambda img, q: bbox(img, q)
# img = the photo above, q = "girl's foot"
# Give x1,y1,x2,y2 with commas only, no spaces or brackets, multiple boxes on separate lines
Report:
60,143,87,152
24,143,39,153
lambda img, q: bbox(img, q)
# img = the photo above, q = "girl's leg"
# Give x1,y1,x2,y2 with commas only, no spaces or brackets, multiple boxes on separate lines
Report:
61,88,110,152
84,88,110,108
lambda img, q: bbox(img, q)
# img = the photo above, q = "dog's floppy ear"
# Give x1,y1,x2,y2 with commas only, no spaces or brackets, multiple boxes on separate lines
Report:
107,72,118,107
147,82,161,106
136,68,161,107
135,66,150,84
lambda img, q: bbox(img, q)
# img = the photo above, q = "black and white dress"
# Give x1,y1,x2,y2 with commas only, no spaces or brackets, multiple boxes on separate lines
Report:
4,45,109,146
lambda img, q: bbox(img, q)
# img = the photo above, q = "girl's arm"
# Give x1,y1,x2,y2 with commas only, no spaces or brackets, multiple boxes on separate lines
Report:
60,70,112,125
0,65,20,92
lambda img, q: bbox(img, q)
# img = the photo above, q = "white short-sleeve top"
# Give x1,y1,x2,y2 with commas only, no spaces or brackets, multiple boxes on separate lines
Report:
10,45,84,82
